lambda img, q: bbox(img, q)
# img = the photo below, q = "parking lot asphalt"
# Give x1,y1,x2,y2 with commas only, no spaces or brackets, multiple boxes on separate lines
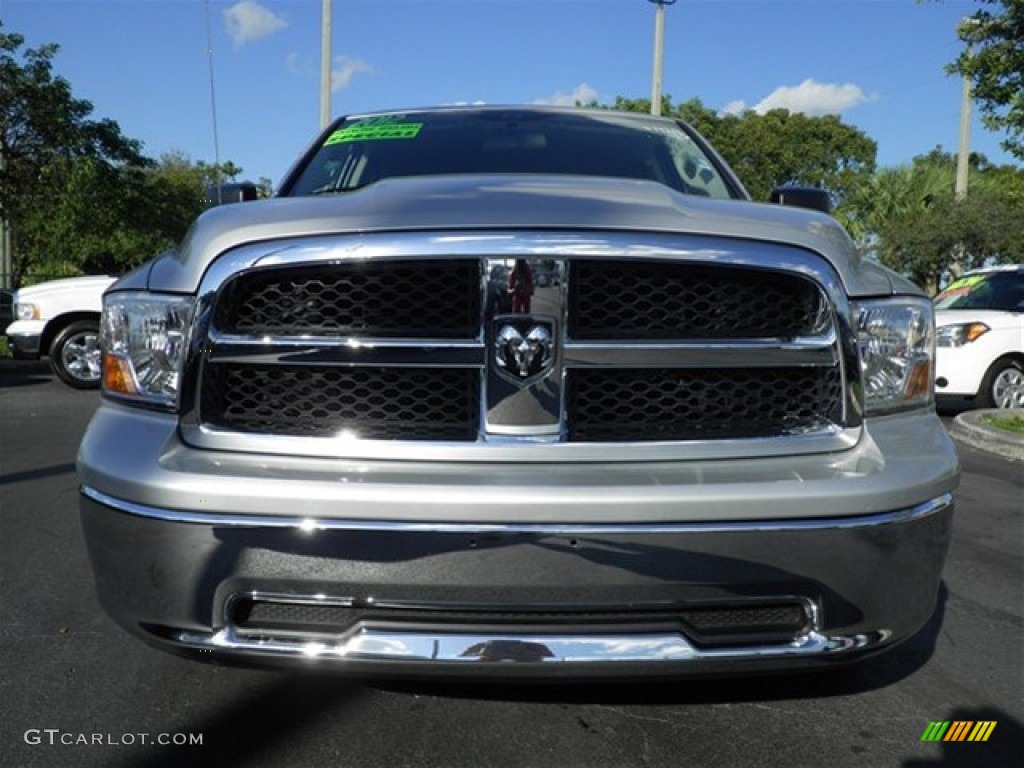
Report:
1,364,1022,768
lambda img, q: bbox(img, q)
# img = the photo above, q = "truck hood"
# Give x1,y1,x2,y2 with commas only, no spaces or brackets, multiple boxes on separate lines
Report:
144,175,903,297
14,275,116,301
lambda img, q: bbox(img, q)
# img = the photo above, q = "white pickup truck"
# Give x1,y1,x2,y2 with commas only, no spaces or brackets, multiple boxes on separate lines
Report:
5,275,116,388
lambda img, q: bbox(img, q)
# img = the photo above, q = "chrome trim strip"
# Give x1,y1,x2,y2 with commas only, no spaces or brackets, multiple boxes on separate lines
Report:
563,338,838,369
168,625,878,663
180,422,857,462
207,338,485,368
82,486,953,533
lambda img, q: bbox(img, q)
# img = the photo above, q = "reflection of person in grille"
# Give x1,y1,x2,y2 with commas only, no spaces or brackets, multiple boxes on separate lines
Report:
508,259,535,314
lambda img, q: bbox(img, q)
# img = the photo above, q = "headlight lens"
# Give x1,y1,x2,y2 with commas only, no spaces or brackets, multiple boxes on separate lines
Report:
936,322,989,347
101,292,193,408
15,302,40,321
856,298,935,413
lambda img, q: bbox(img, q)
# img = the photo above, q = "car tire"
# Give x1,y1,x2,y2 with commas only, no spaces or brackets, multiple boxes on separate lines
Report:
977,357,1024,409
49,320,102,389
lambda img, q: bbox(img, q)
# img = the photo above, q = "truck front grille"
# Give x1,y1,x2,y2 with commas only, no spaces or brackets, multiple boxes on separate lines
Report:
570,261,824,339
190,241,851,455
568,367,843,442
201,364,480,441
214,260,481,338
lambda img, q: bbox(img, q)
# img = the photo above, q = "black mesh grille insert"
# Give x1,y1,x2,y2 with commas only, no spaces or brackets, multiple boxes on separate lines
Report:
570,261,824,340
201,364,479,440
214,260,481,338
231,599,812,648
568,367,843,442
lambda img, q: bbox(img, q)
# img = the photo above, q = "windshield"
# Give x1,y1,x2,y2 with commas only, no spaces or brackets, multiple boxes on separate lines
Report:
934,271,1024,311
284,109,738,200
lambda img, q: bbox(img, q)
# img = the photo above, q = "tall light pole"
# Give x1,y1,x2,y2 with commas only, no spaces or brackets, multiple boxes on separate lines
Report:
205,0,222,205
955,17,979,201
320,0,332,129
647,0,676,116
0,145,9,289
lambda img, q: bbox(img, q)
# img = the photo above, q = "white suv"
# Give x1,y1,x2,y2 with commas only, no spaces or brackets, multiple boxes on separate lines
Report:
934,265,1024,409
5,275,116,388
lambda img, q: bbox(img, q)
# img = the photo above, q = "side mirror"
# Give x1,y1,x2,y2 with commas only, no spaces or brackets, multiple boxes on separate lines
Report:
203,182,259,208
770,186,832,214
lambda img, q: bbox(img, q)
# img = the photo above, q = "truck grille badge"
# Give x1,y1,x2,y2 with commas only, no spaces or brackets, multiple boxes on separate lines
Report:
494,318,555,383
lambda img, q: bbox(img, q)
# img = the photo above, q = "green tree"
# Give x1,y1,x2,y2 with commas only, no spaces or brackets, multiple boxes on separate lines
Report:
841,149,1024,291
947,0,1024,160
17,151,245,279
711,108,876,202
836,160,952,247
0,25,148,285
589,95,877,203
256,177,275,198
877,188,1022,292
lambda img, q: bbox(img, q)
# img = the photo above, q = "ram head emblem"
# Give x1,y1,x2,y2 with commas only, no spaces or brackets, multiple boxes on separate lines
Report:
495,322,555,382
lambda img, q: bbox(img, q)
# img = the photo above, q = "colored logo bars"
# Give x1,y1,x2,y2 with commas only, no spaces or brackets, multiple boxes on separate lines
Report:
920,721,997,742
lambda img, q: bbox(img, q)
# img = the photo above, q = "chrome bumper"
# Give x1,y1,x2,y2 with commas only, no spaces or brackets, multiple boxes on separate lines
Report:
169,624,879,672
79,485,954,677
6,330,42,359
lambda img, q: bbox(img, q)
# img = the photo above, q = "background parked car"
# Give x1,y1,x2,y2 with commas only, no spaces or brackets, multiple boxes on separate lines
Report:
4,275,116,388
934,265,1024,409
0,289,13,336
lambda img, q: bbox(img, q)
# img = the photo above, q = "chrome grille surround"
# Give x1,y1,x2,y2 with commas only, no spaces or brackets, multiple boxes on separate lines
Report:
180,231,862,462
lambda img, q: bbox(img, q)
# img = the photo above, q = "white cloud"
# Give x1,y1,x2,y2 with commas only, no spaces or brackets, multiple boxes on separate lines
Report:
534,83,599,107
331,56,372,92
749,79,874,117
284,52,311,76
720,99,747,117
223,1,287,49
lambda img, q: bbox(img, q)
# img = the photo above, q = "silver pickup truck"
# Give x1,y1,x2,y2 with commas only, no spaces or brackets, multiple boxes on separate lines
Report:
78,107,959,678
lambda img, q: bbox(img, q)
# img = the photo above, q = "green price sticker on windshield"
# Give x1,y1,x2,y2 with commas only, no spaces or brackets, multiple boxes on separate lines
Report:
324,122,423,145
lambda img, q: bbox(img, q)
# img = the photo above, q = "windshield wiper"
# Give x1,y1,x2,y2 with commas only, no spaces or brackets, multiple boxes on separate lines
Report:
308,183,369,196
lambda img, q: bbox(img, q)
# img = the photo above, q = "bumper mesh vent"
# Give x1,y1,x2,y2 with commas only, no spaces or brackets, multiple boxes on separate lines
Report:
568,367,843,442
214,260,481,338
231,598,812,648
201,363,480,441
570,261,824,340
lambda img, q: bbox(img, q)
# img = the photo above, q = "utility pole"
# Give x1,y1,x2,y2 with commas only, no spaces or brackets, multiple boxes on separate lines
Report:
0,146,9,289
320,0,332,129
955,18,979,202
955,70,972,201
205,0,222,204
647,0,676,116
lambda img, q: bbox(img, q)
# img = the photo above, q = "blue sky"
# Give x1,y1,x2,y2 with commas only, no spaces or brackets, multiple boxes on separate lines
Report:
2,0,1018,189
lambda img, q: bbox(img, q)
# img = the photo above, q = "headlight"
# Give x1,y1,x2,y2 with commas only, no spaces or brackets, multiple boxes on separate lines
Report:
101,292,194,408
855,298,935,414
15,302,40,321
936,322,989,347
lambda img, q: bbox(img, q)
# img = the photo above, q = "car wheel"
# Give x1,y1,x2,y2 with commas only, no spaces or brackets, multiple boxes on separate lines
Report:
978,357,1024,409
49,320,102,389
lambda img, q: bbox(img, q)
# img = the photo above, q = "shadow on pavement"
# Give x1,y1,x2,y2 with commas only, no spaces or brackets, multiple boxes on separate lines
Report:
0,359,52,388
108,676,365,768
0,462,78,486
